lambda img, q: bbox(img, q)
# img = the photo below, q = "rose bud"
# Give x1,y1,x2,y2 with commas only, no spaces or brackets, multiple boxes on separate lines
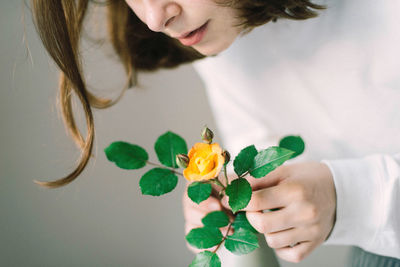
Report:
222,150,231,164
176,154,190,169
201,126,214,144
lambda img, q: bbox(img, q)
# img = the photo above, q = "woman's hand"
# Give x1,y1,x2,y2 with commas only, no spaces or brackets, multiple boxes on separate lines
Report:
239,162,336,263
182,184,232,253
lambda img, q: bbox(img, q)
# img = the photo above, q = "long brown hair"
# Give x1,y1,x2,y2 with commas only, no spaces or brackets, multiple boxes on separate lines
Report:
31,0,324,188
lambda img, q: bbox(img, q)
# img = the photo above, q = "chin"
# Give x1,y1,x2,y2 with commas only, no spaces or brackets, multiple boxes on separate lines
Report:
193,39,236,56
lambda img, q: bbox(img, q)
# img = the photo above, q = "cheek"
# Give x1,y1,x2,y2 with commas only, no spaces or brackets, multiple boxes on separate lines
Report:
125,1,146,23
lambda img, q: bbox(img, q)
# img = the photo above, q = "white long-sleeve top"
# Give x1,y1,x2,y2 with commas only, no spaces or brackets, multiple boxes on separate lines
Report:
193,0,400,259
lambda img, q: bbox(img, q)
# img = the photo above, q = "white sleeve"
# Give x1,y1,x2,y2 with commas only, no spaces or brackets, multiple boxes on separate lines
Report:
322,154,400,259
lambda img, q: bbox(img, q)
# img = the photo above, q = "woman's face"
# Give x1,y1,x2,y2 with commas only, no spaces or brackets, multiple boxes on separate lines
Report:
124,0,243,55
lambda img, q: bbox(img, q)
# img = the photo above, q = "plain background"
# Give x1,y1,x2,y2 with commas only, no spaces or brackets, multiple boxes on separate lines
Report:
1,1,351,266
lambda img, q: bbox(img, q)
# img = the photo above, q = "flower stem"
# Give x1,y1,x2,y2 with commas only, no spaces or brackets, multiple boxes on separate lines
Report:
146,161,183,176
213,222,233,254
223,164,229,186
239,170,249,179
211,178,226,190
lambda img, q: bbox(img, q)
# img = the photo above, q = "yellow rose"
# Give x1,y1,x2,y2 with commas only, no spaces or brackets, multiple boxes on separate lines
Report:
183,143,225,181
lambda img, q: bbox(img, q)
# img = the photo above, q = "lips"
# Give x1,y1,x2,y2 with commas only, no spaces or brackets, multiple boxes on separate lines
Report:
177,21,209,46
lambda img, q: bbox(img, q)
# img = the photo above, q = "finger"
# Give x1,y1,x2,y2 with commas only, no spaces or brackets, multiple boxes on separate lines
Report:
185,222,203,235
248,165,286,190
185,243,218,255
243,185,289,212
183,206,212,224
274,241,317,263
183,192,222,212
246,201,320,234
185,244,204,254
246,208,295,234
265,226,319,249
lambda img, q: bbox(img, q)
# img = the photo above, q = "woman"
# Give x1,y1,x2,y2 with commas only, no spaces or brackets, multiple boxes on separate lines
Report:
31,0,400,265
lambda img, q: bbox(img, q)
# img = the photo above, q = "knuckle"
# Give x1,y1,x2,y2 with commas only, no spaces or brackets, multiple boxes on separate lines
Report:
286,182,307,202
182,195,191,209
294,185,307,201
266,220,278,234
249,194,262,211
261,219,272,234
201,198,220,211
305,204,319,222
276,165,288,176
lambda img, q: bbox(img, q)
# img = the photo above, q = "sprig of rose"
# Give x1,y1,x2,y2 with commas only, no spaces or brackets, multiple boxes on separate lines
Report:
104,127,305,267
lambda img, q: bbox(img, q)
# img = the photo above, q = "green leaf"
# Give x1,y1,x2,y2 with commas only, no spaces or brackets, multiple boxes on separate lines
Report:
233,145,258,177
233,212,257,233
225,178,252,213
202,211,230,228
249,147,294,178
279,135,305,159
189,251,221,267
224,228,259,255
104,141,148,170
186,227,223,249
139,168,178,196
154,131,187,168
188,182,212,204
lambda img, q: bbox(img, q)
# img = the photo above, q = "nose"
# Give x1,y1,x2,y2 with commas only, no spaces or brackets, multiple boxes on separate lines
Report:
144,1,181,32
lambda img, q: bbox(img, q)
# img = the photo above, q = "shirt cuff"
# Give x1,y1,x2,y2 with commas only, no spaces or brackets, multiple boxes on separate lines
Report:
321,156,387,249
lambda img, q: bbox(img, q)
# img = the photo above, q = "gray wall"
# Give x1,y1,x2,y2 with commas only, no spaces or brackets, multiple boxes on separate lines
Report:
0,2,350,266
